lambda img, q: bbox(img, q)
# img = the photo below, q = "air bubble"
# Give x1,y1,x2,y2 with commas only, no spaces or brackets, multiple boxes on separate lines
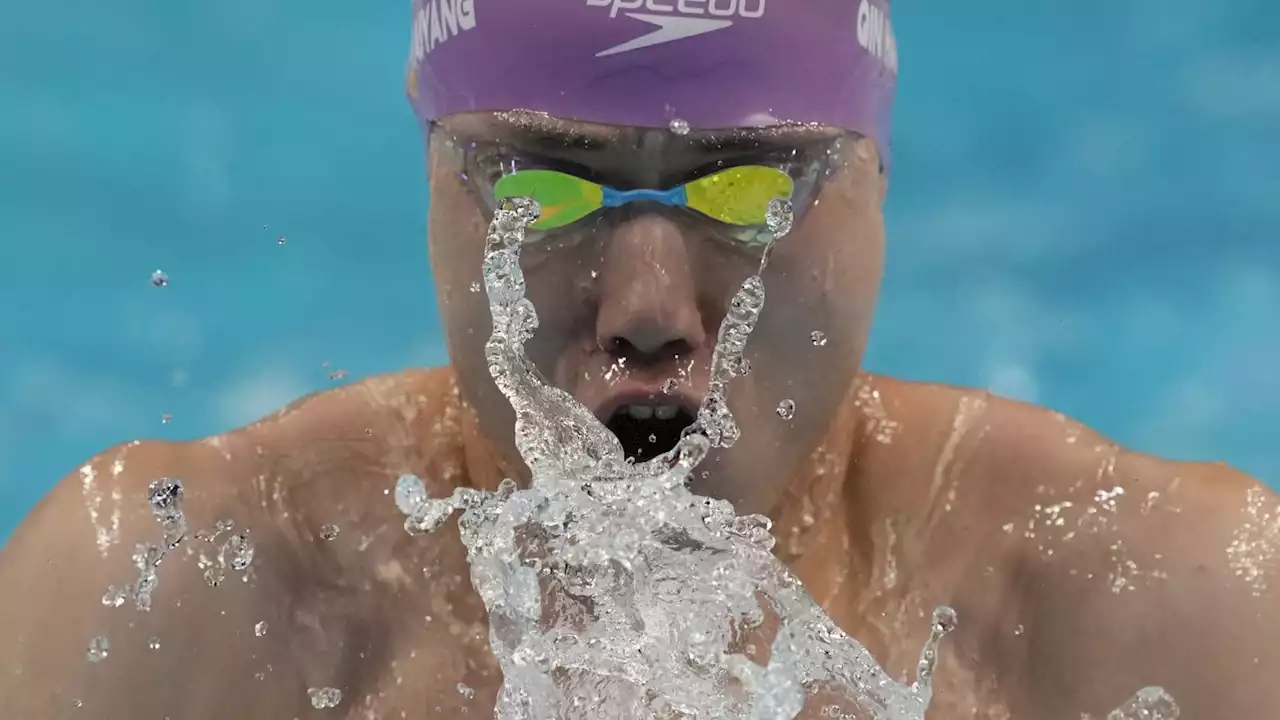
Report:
150,270,169,288
148,636,161,650
255,621,268,637
810,330,827,346
668,118,690,135
457,682,475,699
319,524,340,541
662,378,679,394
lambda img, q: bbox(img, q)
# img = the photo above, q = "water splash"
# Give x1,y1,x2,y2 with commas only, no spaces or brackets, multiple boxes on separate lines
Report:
395,196,955,719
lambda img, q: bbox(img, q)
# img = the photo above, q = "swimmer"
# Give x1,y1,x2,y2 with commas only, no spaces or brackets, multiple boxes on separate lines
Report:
2,3,1276,718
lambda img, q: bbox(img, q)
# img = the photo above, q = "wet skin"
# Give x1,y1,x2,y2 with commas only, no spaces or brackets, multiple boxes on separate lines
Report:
2,113,1278,719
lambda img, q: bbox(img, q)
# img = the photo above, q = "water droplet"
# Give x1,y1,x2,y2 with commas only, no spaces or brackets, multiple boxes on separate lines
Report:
72,698,83,708
308,687,343,709
254,621,268,637
86,636,109,663
1014,624,1024,636
470,281,482,293
766,198,794,237
101,586,126,608
204,566,225,587
775,399,796,420
276,236,286,245
661,378,679,394
810,330,827,347
319,524,340,541
328,369,348,381
150,270,169,288
160,413,173,424
456,682,475,699
1108,686,1180,719
648,433,657,444
148,478,183,513
223,533,254,571
148,636,161,650
395,474,428,515
933,606,958,634
404,497,455,535
668,118,690,136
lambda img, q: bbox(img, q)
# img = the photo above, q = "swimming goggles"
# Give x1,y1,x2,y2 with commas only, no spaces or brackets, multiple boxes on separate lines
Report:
492,166,795,232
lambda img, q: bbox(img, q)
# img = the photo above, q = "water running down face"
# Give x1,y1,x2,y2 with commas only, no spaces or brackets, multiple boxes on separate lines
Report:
427,112,887,513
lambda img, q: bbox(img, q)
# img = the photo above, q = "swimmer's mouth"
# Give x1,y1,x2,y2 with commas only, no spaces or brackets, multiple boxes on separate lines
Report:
600,398,698,463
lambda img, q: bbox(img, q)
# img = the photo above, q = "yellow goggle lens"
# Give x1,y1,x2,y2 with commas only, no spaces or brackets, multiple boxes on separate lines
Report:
684,166,794,226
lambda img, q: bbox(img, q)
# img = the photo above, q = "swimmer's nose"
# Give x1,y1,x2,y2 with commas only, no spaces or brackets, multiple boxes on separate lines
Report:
595,215,706,360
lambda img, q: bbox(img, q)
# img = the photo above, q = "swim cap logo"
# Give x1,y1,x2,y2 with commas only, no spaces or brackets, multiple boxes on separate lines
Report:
586,0,766,57
856,0,898,75
410,0,477,66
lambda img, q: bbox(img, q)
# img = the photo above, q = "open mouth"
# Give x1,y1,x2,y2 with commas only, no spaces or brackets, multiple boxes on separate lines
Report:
604,400,697,463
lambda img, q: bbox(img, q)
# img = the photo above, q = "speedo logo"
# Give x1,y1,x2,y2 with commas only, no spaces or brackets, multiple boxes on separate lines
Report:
410,0,477,65
856,0,898,75
586,0,766,57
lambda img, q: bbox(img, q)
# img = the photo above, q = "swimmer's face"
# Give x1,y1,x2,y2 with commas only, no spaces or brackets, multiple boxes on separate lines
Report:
427,112,885,515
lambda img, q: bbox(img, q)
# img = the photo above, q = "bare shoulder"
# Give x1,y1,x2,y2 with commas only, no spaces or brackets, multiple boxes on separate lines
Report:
860,372,1257,524
215,365,472,518
0,365,476,717
864,374,1278,717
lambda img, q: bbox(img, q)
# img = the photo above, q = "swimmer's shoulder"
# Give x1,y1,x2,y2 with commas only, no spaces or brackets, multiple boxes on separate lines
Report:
858,373,1277,716
215,364,472,488
0,365,474,716
853,372,1259,515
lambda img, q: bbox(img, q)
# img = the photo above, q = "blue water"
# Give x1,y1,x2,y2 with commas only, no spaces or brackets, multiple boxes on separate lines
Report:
1,1,1277,541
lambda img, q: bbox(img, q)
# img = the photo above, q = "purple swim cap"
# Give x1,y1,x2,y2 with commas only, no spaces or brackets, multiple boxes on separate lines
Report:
406,0,900,166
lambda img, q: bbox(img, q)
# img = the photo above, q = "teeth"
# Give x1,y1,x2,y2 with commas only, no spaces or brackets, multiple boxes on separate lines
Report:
626,404,654,420
654,405,678,420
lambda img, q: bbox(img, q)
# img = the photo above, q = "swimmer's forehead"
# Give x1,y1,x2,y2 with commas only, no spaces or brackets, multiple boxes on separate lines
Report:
437,111,843,154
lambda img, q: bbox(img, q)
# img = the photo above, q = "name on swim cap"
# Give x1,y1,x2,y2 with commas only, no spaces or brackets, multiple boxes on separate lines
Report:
406,0,899,166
